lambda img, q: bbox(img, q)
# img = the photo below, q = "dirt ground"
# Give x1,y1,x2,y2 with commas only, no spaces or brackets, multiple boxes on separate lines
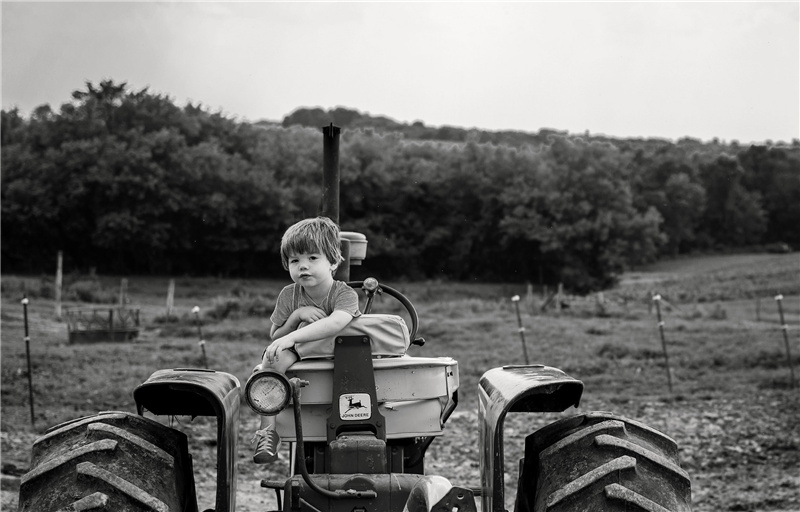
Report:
2,258,799,511
4,391,798,512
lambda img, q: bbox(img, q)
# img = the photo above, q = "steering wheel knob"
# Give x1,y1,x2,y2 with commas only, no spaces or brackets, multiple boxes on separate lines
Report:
346,279,419,345
363,277,379,292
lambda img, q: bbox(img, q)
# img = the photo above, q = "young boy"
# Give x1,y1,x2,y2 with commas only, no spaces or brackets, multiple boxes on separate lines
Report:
252,216,361,463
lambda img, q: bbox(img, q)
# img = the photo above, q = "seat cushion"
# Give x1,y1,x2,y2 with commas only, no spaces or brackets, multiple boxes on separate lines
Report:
295,314,410,360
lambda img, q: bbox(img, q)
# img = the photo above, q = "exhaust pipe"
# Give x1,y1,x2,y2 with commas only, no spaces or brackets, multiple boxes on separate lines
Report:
321,124,352,281
321,123,341,224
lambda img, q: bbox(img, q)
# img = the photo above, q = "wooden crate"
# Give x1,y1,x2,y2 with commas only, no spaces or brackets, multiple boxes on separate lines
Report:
64,306,140,343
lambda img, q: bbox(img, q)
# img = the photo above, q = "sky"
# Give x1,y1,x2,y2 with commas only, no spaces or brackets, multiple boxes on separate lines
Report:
2,1,798,144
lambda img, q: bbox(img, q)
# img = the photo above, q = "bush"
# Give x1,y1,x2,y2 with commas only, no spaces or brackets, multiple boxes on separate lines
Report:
65,279,117,303
708,304,728,320
765,242,791,254
206,295,275,320
0,275,55,299
597,343,631,359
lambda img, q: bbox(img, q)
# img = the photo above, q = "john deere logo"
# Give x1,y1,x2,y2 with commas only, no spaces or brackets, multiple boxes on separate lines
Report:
339,393,371,420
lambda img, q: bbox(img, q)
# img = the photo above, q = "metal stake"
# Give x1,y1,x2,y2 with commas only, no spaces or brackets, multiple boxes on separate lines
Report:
652,294,673,393
192,306,208,369
511,295,530,365
22,296,35,426
774,294,796,389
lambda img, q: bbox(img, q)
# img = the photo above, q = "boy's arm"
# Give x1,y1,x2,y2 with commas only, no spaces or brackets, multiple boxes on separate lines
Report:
265,310,354,362
270,318,295,341
270,306,327,340
284,310,353,344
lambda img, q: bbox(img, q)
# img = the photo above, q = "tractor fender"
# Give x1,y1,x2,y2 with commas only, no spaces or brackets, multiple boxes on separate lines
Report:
478,365,583,512
402,475,477,512
133,368,241,512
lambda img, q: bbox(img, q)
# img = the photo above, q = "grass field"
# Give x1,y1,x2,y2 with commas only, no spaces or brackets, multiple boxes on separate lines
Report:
2,252,799,511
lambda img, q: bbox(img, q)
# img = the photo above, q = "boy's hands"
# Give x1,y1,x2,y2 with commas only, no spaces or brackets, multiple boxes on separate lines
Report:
265,310,352,364
294,306,326,324
264,337,295,363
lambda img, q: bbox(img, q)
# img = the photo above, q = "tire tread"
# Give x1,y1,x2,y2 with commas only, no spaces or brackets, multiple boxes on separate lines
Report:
76,462,169,512
18,412,197,512
53,491,110,511
521,412,691,512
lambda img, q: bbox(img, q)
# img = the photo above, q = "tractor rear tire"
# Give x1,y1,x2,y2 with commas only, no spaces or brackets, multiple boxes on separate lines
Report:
518,411,691,512
18,411,198,512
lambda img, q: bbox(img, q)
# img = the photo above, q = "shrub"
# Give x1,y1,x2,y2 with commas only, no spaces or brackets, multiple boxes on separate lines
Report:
151,314,182,325
206,295,275,320
708,304,728,320
0,276,55,299
597,343,631,359
65,279,117,304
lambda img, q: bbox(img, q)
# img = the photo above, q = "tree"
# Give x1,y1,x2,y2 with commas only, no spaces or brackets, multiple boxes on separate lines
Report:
699,155,766,247
738,145,800,247
500,137,664,292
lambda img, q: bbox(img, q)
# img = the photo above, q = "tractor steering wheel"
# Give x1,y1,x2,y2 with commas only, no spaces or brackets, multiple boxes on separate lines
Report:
347,279,421,346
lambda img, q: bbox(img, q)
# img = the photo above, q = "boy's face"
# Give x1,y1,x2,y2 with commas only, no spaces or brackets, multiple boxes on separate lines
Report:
287,252,336,290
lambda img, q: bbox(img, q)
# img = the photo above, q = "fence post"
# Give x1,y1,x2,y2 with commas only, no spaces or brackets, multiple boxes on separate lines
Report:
22,296,35,426
119,278,128,306
511,295,530,365
193,306,208,369
166,279,175,319
556,283,563,313
774,294,796,389
55,251,63,321
109,309,115,342
652,294,674,393
525,282,534,312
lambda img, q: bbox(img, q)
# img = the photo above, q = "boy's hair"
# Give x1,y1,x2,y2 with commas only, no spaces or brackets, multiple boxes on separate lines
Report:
280,217,344,270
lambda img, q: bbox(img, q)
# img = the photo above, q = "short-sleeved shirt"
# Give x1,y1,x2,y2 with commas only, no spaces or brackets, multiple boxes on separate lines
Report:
270,281,361,329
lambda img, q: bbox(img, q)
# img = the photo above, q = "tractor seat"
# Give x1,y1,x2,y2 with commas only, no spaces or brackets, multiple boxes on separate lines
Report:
294,314,411,360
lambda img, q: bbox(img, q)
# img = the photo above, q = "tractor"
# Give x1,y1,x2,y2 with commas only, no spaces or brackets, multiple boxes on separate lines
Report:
17,125,691,512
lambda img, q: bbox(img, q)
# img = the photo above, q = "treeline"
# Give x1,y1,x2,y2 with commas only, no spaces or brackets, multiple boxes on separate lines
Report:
2,81,798,292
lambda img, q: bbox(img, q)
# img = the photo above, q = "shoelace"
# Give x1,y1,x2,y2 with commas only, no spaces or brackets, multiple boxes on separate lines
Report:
251,428,271,445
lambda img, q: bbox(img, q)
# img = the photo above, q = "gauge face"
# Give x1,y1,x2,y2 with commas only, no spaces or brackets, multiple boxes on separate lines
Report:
248,375,289,415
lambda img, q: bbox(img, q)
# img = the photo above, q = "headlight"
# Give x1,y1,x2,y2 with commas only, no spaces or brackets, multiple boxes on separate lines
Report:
245,369,292,416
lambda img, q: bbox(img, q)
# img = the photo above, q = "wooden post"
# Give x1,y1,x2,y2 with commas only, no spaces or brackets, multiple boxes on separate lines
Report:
109,309,115,342
525,282,534,311
556,283,563,313
166,279,175,319
55,251,63,320
119,278,128,306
